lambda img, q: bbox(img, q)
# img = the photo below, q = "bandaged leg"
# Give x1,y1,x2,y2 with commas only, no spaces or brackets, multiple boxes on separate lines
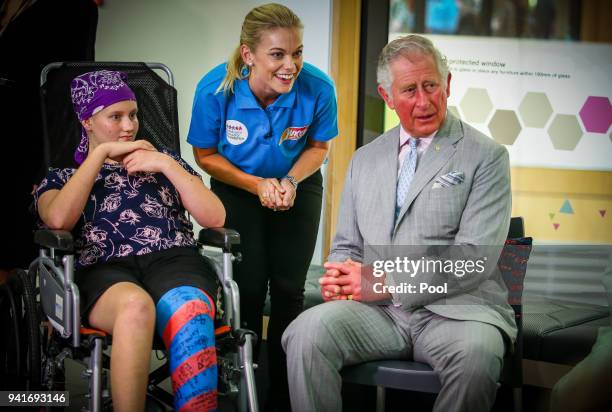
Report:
156,286,217,412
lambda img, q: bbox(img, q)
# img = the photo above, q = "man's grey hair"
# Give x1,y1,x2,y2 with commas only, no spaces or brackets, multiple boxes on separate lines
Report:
377,35,449,95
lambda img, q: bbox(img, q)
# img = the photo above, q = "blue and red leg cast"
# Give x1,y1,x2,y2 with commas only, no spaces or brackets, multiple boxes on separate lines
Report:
156,286,217,412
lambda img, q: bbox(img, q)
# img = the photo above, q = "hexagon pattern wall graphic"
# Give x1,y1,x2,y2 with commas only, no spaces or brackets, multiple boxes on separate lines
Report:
489,110,522,145
454,88,610,148
519,92,553,128
459,88,493,123
548,114,583,150
579,96,612,133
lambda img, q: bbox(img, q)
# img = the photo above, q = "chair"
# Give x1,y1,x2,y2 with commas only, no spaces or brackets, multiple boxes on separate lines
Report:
341,217,532,412
5,62,258,412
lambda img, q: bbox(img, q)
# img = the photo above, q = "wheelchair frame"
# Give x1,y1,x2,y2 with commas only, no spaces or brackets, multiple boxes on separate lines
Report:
30,227,258,412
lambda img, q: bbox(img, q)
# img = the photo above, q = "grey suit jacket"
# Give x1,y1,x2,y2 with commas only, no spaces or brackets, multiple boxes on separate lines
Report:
328,113,517,342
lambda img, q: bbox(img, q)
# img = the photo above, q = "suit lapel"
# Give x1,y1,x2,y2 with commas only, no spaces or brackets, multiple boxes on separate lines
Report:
394,114,464,232
373,127,401,238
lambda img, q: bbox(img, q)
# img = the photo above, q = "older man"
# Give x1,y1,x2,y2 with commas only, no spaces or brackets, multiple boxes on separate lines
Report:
282,34,515,412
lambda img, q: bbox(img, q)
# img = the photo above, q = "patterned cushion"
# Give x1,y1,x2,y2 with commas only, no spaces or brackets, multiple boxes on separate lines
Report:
498,237,533,307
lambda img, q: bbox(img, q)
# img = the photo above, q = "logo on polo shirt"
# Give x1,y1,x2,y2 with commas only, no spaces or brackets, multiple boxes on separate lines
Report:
279,125,309,145
225,120,248,145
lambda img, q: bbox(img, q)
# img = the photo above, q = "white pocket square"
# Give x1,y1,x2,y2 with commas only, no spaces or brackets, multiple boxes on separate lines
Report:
432,171,465,189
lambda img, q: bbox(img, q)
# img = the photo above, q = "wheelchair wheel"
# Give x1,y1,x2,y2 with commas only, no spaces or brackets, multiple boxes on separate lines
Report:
0,277,20,389
0,269,42,390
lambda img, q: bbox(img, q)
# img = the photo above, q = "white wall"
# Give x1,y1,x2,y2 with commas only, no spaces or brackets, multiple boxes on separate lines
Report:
96,0,332,263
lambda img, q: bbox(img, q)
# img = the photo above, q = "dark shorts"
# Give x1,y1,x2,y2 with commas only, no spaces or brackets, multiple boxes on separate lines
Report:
75,247,219,323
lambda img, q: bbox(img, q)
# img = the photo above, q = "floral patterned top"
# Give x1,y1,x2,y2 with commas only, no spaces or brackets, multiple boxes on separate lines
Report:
35,150,199,268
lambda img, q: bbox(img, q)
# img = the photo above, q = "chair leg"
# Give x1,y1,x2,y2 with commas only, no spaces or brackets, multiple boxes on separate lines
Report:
513,387,522,412
376,386,386,412
89,337,103,412
239,334,258,412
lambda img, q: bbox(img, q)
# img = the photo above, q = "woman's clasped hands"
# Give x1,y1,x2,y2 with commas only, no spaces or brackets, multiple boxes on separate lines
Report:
257,177,296,211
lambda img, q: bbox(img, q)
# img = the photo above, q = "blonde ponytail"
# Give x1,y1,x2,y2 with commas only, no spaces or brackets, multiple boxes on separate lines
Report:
216,46,248,95
215,3,303,95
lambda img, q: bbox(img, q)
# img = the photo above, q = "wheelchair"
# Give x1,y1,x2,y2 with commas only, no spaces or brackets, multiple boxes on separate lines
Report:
1,61,258,411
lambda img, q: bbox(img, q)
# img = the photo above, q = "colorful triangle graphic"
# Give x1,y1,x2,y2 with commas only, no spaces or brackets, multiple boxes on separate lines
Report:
600,210,607,218
549,212,555,220
559,200,574,214
553,223,560,230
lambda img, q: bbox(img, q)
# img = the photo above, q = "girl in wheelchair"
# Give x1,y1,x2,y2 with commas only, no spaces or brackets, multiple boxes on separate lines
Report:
34,70,225,412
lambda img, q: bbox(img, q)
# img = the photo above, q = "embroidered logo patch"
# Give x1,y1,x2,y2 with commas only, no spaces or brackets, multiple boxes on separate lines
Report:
279,125,309,145
225,120,248,145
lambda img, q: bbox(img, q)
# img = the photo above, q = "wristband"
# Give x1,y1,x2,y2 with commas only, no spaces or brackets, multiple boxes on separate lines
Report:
283,175,298,189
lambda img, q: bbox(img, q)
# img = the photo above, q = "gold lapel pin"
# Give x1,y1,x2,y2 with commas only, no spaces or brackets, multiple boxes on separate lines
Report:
435,144,440,151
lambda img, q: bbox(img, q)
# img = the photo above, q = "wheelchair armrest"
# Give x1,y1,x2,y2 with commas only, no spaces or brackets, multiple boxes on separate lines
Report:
198,228,240,252
35,229,74,252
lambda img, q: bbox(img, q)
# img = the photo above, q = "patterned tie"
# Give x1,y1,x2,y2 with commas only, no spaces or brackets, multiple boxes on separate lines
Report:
395,137,418,220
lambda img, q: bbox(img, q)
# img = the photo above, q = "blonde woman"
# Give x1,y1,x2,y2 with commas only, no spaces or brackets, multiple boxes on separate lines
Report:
187,3,338,409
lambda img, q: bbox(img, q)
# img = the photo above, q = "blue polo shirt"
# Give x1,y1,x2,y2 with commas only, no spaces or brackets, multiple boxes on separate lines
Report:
187,62,338,178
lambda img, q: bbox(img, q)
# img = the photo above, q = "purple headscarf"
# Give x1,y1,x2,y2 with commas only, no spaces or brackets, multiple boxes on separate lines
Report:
70,70,136,164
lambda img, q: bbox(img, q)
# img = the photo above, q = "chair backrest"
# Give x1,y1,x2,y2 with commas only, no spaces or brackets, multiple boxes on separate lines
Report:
498,217,532,386
508,216,525,239
500,217,532,313
40,62,180,171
